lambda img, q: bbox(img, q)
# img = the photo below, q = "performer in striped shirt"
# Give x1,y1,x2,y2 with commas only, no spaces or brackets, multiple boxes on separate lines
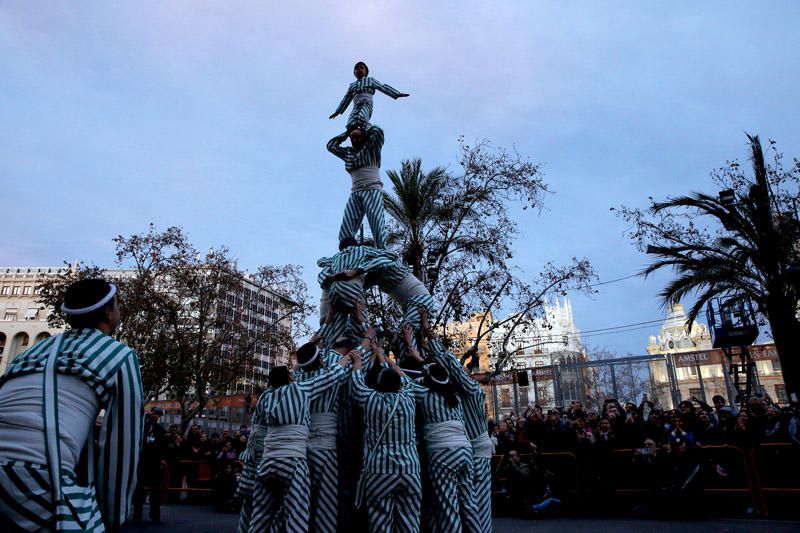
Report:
400,325,479,533
351,334,422,533
293,335,352,533
327,123,388,250
329,61,409,129
317,239,398,335
320,244,436,363
242,351,356,533
421,310,493,533
0,279,144,532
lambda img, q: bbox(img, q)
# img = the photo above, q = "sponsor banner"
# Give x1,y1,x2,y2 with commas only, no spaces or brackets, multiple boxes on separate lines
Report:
673,350,724,367
672,344,777,367
145,395,252,413
531,366,555,380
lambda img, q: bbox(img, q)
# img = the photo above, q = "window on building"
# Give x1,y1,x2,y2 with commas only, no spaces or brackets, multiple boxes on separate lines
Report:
24,308,39,320
12,286,21,295
0,333,5,354
774,384,788,404
22,286,32,295
500,388,512,408
689,388,704,399
1,286,10,295
771,359,782,373
689,366,698,377
3,309,17,321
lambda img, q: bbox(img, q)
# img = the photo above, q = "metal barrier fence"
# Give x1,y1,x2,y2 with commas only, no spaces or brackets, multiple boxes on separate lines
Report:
147,444,799,517
491,443,800,517
482,345,787,418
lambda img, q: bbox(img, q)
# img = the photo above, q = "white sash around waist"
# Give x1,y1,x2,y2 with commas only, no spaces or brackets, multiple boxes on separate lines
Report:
242,423,269,462
354,93,373,106
350,166,383,192
424,420,470,452
309,412,338,450
263,424,308,459
470,432,494,458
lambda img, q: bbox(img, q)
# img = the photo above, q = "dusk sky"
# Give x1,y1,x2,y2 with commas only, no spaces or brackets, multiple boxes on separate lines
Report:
2,2,799,355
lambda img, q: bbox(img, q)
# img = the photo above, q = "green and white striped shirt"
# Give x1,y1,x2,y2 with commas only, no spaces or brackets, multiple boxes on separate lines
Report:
351,368,420,474
332,77,405,117
0,328,144,529
428,338,488,440
326,124,385,173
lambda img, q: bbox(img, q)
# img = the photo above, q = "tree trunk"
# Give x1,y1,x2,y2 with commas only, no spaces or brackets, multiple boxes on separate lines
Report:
766,297,800,402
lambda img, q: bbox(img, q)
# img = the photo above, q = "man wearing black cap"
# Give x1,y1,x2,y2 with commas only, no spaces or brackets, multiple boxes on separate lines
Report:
293,332,361,533
134,406,167,523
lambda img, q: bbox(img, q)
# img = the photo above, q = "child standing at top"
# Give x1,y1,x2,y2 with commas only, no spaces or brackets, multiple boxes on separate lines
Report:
329,61,409,129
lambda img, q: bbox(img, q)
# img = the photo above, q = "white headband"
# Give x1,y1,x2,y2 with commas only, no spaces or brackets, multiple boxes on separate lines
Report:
426,364,449,385
298,346,320,368
61,284,117,315
430,373,450,385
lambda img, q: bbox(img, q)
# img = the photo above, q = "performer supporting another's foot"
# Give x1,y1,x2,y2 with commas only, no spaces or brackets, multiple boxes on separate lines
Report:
420,308,493,532
293,335,353,533
321,244,435,362
401,324,480,533
327,123,388,249
240,349,356,533
351,334,422,533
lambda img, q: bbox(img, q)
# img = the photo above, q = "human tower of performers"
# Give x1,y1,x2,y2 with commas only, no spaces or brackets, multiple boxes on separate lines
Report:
0,61,492,533
235,62,494,532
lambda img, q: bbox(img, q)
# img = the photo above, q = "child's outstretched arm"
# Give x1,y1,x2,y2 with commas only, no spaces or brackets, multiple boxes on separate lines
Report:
330,85,355,119
371,78,409,99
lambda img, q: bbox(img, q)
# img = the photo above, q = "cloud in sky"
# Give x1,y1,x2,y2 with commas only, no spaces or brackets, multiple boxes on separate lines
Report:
2,2,799,353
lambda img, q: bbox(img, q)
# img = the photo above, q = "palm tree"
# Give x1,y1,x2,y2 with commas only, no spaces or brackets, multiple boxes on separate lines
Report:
383,159,447,283
642,134,800,398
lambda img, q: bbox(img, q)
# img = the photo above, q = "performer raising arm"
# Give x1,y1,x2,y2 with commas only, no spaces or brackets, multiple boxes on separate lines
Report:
292,334,353,533
239,348,356,533
351,334,422,533
329,61,409,129
327,123,388,250
420,308,494,533
401,324,479,533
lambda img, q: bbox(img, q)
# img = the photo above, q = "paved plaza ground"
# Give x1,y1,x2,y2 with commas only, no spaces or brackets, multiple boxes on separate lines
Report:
122,504,800,532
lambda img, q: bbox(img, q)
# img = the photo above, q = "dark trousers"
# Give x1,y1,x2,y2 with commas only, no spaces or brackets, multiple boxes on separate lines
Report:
134,461,164,522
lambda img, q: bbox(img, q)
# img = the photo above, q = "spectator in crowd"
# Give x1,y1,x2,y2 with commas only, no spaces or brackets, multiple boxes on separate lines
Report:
495,420,516,455
233,433,249,453
762,405,785,442
216,442,240,468
669,415,695,449
497,448,549,516
209,433,223,456
789,403,800,448
134,407,167,524
214,462,240,512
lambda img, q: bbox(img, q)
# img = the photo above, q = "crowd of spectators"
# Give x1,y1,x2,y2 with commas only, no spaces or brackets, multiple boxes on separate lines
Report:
489,394,800,518
150,420,251,510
